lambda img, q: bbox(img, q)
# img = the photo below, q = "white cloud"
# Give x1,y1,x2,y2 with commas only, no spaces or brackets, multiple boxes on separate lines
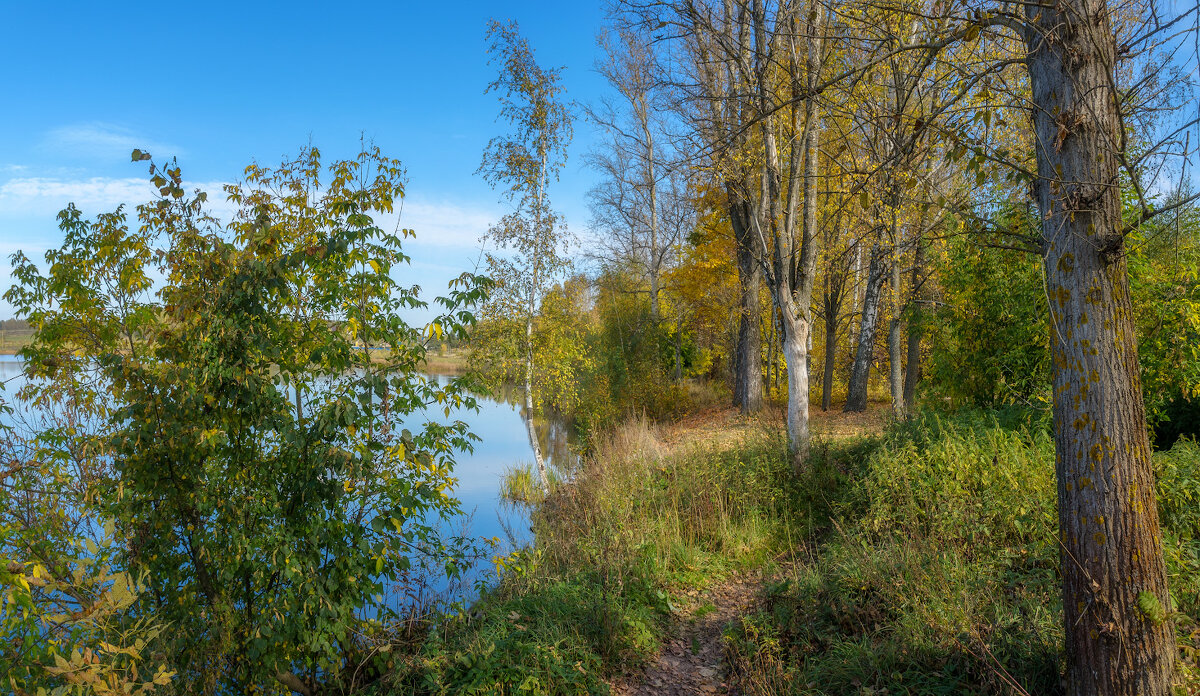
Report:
0,177,500,260
0,176,232,219
42,123,182,161
389,197,500,249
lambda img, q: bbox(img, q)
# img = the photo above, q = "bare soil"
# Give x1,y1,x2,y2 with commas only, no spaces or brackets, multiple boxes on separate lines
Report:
609,573,762,696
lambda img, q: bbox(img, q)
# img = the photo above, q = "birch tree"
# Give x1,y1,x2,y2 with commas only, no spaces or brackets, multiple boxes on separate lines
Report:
478,19,574,494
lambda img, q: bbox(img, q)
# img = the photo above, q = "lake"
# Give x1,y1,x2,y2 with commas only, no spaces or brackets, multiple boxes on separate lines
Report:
0,353,571,606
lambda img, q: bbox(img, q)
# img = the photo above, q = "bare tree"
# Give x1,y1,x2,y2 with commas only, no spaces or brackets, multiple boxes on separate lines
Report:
587,28,693,325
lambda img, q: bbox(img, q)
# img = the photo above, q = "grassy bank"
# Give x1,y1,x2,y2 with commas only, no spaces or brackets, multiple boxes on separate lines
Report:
0,328,33,355
725,412,1200,695
382,408,1200,695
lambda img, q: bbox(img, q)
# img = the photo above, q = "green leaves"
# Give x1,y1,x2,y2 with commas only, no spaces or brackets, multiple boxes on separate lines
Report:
7,144,491,693
1138,590,1168,625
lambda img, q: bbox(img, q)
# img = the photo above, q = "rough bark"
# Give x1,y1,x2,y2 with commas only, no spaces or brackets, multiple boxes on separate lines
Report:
820,236,850,412
903,236,924,405
845,241,886,412
822,314,837,411
781,311,811,466
731,197,763,413
766,310,777,398
887,242,905,418
1024,0,1176,690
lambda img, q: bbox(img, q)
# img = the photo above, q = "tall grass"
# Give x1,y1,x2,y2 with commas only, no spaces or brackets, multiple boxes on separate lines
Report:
388,411,1200,695
725,412,1200,695
395,417,795,694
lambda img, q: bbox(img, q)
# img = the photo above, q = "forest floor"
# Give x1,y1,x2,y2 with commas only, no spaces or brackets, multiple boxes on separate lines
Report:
659,398,889,450
424,396,1193,695
609,572,763,696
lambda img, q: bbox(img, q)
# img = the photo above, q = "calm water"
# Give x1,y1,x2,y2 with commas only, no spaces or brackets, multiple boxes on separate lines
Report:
0,353,571,604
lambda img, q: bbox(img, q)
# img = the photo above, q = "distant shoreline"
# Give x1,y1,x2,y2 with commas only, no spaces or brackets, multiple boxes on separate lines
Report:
0,347,470,370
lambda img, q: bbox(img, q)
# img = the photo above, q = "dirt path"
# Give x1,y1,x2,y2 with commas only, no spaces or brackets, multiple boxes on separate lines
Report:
610,573,760,696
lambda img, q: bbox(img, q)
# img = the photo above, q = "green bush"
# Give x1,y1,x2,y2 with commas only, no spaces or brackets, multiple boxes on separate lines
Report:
727,413,1200,695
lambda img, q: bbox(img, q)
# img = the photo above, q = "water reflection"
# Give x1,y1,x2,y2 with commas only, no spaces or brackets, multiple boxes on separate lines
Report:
0,354,575,605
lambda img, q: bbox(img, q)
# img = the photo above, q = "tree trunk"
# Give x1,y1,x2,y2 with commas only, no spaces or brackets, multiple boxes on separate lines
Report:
731,197,763,413
648,131,661,324
524,317,549,494
822,313,837,411
903,234,924,406
903,311,922,407
765,311,776,399
845,241,886,412
780,310,811,468
1025,0,1176,690
821,248,849,412
674,318,683,382
888,242,905,419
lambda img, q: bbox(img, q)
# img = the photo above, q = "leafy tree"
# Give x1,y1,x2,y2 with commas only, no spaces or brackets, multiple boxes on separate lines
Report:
926,209,1050,408
476,19,574,494
1,416,175,696
1130,189,1200,447
4,145,489,694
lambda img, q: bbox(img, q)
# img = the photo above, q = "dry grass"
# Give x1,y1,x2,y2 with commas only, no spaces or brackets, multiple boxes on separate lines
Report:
421,350,468,374
657,398,889,454
0,329,33,355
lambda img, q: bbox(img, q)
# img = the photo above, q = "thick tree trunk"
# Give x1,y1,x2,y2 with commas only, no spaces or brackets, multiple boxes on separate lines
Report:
1025,1,1176,691
780,310,811,468
903,313,921,406
887,243,905,418
845,241,886,412
731,198,763,413
821,249,848,412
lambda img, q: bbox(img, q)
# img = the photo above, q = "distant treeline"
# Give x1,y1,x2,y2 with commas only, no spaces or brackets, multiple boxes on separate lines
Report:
0,318,30,331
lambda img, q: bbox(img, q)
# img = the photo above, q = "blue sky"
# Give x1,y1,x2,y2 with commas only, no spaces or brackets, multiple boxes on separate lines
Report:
0,1,611,320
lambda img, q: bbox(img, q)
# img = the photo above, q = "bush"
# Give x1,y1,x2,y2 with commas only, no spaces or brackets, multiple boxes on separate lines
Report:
726,412,1200,695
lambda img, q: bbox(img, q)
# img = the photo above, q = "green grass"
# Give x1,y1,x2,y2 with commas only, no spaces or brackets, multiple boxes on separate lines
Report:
724,412,1200,695
382,411,1200,695
385,418,797,694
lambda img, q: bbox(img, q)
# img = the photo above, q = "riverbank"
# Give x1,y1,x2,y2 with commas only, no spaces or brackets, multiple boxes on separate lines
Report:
423,349,469,374
0,326,32,355
388,402,1200,695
